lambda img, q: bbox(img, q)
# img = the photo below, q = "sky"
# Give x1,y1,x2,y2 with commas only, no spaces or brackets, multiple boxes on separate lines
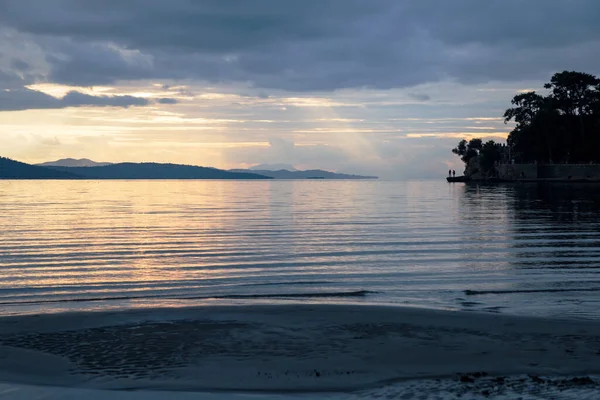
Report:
1,1,599,179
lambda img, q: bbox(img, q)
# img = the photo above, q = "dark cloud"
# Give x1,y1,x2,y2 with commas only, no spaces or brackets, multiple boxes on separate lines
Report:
61,91,148,107
408,93,431,102
0,88,149,111
10,59,30,71
156,97,178,104
0,1,599,90
0,69,28,89
43,40,155,86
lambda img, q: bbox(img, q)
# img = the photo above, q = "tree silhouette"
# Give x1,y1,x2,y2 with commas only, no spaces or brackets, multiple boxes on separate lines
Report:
452,138,503,177
504,71,600,163
452,138,482,164
452,71,600,176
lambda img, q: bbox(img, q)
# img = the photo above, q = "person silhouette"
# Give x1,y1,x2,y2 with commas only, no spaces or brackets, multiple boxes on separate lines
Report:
452,170,456,177
448,169,452,177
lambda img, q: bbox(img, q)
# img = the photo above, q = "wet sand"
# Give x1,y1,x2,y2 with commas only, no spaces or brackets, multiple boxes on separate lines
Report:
1,304,600,394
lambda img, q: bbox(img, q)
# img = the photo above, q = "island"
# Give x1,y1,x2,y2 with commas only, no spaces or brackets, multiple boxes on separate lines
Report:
450,70,600,182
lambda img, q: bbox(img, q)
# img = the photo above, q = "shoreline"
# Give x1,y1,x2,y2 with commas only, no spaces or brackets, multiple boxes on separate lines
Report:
448,176,600,183
2,304,600,394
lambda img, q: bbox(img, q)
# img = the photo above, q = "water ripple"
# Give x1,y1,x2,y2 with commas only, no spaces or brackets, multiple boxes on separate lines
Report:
2,180,600,318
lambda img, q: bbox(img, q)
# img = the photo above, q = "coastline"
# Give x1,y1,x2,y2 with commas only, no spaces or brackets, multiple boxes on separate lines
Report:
1,304,600,396
448,176,600,183
446,176,600,184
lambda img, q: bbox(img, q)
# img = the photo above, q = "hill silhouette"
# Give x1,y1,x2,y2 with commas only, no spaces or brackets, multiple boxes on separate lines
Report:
36,158,113,167
48,163,271,179
3,157,374,180
0,157,79,179
230,168,378,180
249,163,297,171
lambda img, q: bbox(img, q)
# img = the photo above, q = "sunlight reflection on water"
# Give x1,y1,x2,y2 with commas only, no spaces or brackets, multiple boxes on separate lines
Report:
1,180,600,318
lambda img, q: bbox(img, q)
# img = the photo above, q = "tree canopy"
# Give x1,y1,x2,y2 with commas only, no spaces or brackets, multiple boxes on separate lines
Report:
504,71,600,163
452,138,503,177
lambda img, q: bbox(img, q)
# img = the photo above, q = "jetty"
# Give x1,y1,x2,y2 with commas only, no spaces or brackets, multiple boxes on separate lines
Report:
446,176,468,183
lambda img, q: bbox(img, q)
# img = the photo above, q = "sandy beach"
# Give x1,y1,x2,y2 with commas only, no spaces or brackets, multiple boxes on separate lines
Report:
1,304,600,398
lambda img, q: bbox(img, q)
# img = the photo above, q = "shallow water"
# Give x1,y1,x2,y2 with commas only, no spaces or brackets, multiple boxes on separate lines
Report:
1,180,600,318
4,376,600,400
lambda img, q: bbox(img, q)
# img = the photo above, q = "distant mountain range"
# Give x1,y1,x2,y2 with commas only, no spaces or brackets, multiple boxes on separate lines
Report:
1,157,378,180
36,158,113,167
1,157,269,180
48,163,271,180
230,168,378,180
248,163,297,171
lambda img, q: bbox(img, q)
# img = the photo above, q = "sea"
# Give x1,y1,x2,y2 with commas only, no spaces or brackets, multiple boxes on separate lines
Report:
2,179,600,320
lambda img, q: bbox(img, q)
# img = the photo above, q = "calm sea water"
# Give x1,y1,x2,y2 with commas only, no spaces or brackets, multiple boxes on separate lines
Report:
1,180,600,318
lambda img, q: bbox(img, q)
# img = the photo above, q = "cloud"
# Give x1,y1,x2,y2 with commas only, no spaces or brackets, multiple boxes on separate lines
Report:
0,88,149,111
39,135,61,146
223,134,466,179
0,1,598,91
268,137,295,154
408,93,431,102
43,39,155,86
60,91,148,107
156,97,178,104
10,59,30,71
1,2,598,178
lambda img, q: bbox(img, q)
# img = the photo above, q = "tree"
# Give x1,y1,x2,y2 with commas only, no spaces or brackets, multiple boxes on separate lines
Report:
453,70,600,177
543,71,600,116
451,138,505,178
452,139,479,164
503,92,545,126
451,139,468,159
468,138,482,151
479,140,503,176
504,70,600,164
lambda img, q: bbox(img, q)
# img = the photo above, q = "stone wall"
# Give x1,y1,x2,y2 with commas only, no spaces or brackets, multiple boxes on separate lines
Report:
537,164,600,179
497,164,538,180
497,163,600,180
